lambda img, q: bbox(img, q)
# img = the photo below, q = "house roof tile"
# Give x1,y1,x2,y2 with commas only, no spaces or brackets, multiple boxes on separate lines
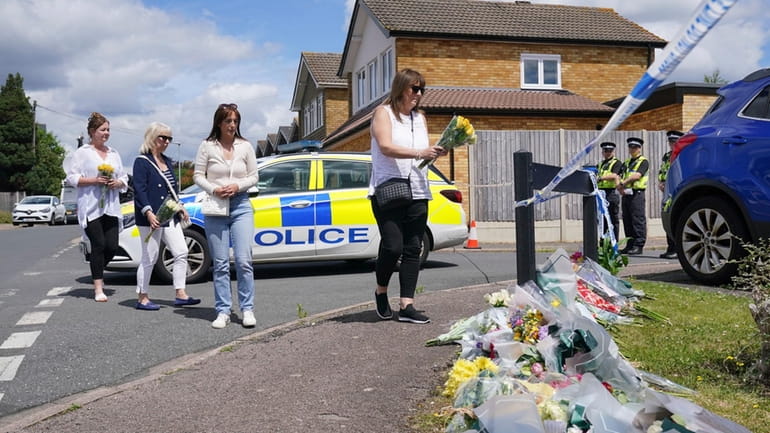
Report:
361,0,666,46
302,52,346,87
322,87,613,146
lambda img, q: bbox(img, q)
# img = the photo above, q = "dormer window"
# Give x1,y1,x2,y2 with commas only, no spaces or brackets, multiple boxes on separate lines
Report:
521,54,561,90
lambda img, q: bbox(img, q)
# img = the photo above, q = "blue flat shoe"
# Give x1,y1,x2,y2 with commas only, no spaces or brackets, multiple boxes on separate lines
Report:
136,301,160,311
174,297,201,306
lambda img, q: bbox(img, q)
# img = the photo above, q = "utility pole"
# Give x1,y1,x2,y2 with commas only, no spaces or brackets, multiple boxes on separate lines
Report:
32,100,37,157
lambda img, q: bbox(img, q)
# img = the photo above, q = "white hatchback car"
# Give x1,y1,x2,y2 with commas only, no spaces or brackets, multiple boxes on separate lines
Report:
12,195,66,226
82,152,468,283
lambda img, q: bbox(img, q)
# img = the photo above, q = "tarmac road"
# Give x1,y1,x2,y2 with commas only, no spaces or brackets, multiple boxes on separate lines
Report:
0,239,699,433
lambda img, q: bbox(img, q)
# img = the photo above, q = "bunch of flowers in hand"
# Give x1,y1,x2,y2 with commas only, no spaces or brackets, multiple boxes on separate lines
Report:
418,115,476,168
144,197,185,242
96,163,114,208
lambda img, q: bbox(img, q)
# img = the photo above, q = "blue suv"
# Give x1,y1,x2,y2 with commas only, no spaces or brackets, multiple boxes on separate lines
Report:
663,68,770,285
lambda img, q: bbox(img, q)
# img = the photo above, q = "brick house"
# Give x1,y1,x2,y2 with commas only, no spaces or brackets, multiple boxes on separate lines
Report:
290,0,666,204
290,52,349,144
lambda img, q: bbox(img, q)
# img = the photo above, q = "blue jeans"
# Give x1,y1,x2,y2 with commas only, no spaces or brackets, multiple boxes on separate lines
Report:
204,193,254,315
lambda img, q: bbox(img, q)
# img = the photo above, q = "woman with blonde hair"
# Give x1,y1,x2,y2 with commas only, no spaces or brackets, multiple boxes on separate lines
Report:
132,122,197,310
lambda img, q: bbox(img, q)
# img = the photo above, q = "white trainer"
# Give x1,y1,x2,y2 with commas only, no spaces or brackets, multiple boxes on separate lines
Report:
242,310,256,327
211,313,230,329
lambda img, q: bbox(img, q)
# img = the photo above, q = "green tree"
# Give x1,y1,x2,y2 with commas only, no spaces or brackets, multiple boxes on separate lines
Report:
0,73,35,191
704,69,728,84
0,73,66,194
24,128,66,196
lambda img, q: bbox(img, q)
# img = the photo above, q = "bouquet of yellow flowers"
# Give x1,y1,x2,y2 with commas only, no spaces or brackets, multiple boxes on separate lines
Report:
418,115,477,169
144,197,185,242
96,163,114,208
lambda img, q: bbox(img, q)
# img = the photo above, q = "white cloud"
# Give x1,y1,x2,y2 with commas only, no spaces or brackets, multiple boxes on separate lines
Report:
0,0,290,163
535,0,768,83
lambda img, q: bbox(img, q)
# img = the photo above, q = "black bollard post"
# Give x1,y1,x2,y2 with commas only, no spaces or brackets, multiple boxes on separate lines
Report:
514,151,536,284
583,195,598,260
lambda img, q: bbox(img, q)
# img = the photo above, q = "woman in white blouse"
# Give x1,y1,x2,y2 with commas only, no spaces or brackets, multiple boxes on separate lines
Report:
369,69,447,324
193,103,259,329
64,112,128,302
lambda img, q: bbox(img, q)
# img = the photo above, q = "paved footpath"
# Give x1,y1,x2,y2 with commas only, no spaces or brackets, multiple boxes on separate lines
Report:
2,282,510,433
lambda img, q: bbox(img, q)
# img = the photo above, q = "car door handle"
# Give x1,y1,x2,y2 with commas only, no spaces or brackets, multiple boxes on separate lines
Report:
722,136,748,145
288,200,312,208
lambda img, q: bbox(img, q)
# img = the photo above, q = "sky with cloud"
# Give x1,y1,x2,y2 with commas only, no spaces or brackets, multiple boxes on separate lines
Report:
1,0,767,165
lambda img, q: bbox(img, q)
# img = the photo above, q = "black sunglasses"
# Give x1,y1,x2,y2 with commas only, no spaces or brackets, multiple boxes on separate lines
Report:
410,85,425,94
219,103,238,109
158,135,173,142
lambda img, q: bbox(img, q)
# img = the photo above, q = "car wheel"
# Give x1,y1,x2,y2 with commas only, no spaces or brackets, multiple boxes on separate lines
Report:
48,215,55,226
675,197,748,285
153,229,211,284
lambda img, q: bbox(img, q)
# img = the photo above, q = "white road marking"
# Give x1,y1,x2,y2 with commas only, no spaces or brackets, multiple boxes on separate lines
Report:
0,356,24,381
46,286,71,296
37,298,64,307
0,392,4,402
23,272,42,276
0,289,18,298
0,331,42,349
16,312,53,326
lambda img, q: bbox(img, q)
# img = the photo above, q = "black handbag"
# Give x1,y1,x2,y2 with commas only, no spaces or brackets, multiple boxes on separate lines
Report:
374,177,412,210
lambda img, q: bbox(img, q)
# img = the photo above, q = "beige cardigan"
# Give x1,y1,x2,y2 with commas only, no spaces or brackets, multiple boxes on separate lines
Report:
193,138,259,195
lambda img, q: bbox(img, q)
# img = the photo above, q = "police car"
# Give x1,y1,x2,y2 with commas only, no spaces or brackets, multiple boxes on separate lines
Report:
90,152,468,283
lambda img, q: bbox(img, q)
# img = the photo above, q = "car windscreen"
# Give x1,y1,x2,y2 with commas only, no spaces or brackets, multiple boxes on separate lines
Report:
21,197,51,204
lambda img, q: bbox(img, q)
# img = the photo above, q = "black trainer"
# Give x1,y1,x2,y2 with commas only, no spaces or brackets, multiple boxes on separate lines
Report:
398,304,430,324
375,291,392,320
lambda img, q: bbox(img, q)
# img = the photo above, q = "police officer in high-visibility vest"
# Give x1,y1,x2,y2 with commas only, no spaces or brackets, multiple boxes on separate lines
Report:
597,142,622,241
617,137,649,255
658,130,683,259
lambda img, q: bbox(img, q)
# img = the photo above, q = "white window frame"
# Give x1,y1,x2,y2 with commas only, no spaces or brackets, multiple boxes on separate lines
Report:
520,54,562,90
381,48,393,94
303,105,311,135
356,67,366,109
315,94,324,130
368,60,378,100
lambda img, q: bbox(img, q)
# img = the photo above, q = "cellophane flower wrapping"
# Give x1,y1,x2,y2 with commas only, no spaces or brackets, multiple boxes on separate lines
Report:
418,115,477,169
143,196,184,242
96,163,114,209
427,249,752,433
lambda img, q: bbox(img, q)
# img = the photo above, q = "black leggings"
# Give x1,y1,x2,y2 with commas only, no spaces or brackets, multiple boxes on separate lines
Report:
371,199,428,299
84,215,119,280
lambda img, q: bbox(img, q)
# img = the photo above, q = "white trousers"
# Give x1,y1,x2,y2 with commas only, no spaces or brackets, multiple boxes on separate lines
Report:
136,221,188,294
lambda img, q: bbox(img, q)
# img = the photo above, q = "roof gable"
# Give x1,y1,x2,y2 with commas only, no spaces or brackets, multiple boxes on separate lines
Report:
291,52,346,111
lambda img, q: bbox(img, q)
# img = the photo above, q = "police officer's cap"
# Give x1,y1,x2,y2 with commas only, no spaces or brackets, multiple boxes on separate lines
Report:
626,137,644,148
667,130,684,141
600,142,616,150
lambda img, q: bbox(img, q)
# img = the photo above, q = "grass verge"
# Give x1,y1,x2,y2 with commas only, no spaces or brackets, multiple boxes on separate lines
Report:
410,280,770,432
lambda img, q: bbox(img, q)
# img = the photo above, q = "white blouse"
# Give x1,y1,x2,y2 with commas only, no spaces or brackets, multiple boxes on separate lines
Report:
369,106,432,200
64,144,129,229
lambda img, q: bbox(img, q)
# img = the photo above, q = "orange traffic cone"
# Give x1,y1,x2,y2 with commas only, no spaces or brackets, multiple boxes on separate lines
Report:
465,220,481,249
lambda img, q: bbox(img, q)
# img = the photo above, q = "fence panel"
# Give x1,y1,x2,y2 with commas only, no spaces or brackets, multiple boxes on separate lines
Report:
472,130,668,222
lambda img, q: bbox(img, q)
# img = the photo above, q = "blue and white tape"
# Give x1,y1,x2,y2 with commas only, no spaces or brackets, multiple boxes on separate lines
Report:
515,0,738,208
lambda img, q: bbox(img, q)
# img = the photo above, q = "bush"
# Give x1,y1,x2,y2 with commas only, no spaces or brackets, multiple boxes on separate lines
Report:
0,210,11,224
731,237,770,385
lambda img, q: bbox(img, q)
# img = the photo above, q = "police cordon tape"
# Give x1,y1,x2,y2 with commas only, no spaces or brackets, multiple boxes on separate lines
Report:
514,0,738,209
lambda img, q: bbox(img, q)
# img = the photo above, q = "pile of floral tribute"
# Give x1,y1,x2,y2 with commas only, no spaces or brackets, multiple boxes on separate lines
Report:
426,249,749,433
